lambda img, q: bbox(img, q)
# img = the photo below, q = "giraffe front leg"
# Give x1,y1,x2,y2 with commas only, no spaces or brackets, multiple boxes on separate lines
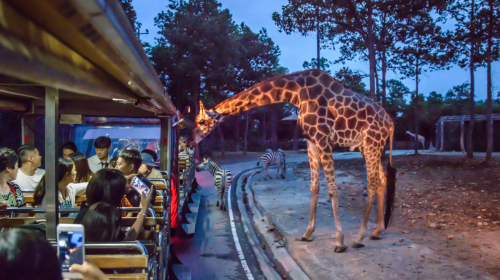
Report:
301,140,321,242
353,150,381,248
319,147,347,253
370,162,388,240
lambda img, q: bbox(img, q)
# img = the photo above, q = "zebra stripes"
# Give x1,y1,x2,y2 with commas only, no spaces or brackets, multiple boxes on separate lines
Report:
196,158,232,211
257,149,286,179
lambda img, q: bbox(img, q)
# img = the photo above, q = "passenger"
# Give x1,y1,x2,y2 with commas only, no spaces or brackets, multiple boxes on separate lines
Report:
12,144,44,191
139,150,162,179
75,169,129,219
75,170,153,241
34,158,87,211
87,136,112,173
69,152,93,183
81,202,122,242
109,156,118,169
62,142,78,159
0,228,108,280
116,149,157,207
0,148,26,207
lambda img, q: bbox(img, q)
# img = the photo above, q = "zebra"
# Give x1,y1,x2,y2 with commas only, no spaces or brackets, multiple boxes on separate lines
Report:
196,158,232,211
257,149,286,179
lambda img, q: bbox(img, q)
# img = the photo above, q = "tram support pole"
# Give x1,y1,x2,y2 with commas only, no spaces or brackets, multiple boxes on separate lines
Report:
160,117,170,172
45,87,59,241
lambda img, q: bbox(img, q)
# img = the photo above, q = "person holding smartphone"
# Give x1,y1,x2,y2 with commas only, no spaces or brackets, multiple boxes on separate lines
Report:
115,149,156,208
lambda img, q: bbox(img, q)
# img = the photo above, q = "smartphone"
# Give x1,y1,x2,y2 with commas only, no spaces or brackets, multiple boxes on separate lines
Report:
57,224,85,279
131,176,151,195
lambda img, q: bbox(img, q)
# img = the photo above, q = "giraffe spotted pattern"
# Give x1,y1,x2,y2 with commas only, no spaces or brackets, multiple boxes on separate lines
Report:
191,69,397,253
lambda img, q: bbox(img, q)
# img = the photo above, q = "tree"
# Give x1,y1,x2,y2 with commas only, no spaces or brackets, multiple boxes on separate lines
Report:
119,0,142,34
477,0,500,162
333,67,368,95
439,0,487,158
391,10,450,155
273,1,329,69
303,57,332,73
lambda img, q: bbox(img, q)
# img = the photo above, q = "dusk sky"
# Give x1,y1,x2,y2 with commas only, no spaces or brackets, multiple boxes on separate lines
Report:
134,0,499,101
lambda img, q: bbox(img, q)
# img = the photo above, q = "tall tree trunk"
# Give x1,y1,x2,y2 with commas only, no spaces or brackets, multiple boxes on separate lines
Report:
218,125,225,158
467,0,476,159
375,68,380,102
367,0,376,100
414,60,420,155
243,111,249,156
316,8,320,69
485,0,493,163
235,115,240,152
382,49,388,108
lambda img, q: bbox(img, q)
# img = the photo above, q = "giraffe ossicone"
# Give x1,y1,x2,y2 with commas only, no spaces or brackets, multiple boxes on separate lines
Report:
190,69,397,252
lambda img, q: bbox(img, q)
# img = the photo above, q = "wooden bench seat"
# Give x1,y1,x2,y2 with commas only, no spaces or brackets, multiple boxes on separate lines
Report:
87,254,148,280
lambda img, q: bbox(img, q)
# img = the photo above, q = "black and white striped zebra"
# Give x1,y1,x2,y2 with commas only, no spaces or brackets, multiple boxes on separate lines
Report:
196,158,232,211
257,149,286,179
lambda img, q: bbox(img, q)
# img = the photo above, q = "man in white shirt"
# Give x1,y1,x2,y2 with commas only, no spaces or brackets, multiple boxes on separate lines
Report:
12,145,44,191
87,136,112,173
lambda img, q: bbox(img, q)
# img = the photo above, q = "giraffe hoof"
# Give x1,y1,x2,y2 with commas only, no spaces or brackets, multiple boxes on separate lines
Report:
300,237,313,242
352,242,365,249
334,245,347,253
369,235,381,240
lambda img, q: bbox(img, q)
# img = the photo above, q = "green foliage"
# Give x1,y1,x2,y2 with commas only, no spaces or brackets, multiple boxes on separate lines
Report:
119,0,142,32
333,67,368,95
303,57,332,73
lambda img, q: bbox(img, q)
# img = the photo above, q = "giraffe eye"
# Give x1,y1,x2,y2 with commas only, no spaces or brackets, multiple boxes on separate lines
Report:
199,120,205,125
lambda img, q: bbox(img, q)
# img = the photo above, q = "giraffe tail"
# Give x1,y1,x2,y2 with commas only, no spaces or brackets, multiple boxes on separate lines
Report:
385,122,396,229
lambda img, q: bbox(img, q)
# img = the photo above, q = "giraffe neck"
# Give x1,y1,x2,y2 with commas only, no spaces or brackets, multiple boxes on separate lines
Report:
214,71,315,115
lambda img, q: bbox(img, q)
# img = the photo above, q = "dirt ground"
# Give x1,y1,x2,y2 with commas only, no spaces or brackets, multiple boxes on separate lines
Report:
294,155,500,278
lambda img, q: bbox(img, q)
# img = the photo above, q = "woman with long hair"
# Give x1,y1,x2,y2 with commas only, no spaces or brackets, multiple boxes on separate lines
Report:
75,169,152,241
69,152,93,183
33,158,87,210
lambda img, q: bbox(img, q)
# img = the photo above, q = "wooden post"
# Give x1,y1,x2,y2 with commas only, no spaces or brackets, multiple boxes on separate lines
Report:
45,87,59,241
460,120,465,158
440,121,444,152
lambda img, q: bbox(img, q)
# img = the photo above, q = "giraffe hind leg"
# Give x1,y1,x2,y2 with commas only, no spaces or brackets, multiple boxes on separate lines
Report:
370,161,388,240
301,140,321,242
353,146,381,248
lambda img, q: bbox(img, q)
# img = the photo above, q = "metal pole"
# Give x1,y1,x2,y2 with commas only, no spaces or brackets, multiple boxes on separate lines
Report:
166,118,172,174
159,117,170,172
45,87,59,241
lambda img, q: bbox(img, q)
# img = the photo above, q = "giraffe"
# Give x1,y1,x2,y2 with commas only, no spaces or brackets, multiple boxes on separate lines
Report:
405,131,426,149
189,69,396,252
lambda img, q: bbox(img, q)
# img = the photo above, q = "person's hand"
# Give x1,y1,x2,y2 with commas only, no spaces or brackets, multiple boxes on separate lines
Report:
139,188,153,214
0,201,8,209
65,260,108,280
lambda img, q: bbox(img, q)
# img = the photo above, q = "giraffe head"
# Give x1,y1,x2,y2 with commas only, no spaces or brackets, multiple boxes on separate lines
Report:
195,157,212,172
189,101,227,146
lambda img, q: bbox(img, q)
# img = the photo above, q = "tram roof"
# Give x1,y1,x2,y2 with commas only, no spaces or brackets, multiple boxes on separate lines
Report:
0,0,176,117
